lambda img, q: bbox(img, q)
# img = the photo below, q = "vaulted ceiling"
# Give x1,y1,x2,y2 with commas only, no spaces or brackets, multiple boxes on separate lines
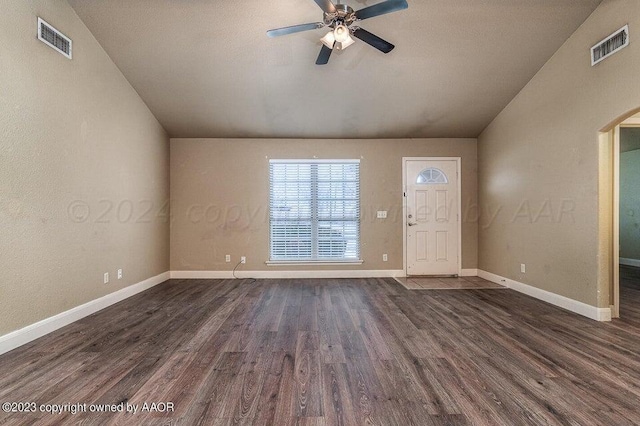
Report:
68,0,602,139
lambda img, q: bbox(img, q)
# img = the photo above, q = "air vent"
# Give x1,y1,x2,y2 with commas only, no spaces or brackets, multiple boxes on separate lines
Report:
591,25,628,66
37,18,72,59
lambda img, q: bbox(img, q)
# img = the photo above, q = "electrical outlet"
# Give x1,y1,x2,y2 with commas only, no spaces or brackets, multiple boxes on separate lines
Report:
382,254,388,262
225,255,231,263
377,211,388,219
241,256,246,264
103,272,109,284
117,269,123,280
521,264,526,273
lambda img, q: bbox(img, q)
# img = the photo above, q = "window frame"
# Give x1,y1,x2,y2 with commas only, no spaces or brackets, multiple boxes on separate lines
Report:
267,159,362,265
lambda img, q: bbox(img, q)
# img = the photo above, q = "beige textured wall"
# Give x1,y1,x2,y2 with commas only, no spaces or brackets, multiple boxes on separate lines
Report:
620,149,640,261
478,0,640,308
0,0,169,335
170,138,477,272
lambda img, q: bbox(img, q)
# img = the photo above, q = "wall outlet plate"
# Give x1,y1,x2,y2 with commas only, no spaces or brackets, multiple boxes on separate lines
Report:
117,269,123,280
241,256,246,264
383,254,388,262
521,264,526,273
104,272,109,284
377,211,388,219
225,255,231,263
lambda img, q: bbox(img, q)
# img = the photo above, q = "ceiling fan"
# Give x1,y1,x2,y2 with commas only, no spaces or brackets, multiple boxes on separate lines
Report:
267,0,408,65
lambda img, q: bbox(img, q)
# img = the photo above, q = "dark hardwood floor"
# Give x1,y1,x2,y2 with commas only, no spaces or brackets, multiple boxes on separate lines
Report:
620,265,640,321
1,273,640,425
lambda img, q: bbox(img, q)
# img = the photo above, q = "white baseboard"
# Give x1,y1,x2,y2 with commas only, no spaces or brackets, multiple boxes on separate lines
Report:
460,269,478,277
170,270,405,280
478,270,611,322
620,258,640,268
0,271,170,356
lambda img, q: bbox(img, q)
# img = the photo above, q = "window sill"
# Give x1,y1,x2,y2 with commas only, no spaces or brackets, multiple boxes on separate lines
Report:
265,260,364,267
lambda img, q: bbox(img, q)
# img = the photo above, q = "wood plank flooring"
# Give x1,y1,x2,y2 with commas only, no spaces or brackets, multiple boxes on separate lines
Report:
395,276,505,290
1,273,640,425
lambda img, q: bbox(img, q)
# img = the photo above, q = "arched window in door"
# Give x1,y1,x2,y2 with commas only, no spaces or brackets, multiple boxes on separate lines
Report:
416,168,448,184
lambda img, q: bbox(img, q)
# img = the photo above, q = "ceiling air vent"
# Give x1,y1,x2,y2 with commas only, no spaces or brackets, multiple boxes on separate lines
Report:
591,25,628,66
37,17,72,59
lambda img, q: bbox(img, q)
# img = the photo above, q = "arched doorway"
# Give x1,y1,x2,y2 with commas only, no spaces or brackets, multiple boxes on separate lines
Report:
599,107,640,318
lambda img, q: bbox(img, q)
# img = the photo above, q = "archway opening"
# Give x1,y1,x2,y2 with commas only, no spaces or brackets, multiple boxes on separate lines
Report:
599,108,640,318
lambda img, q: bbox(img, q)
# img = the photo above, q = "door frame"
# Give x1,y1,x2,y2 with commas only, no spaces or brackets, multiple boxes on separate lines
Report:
599,108,640,319
402,157,462,277
613,125,620,318
608,117,640,318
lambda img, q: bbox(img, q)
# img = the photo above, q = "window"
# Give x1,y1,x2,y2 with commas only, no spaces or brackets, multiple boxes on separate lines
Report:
269,160,360,262
417,167,448,184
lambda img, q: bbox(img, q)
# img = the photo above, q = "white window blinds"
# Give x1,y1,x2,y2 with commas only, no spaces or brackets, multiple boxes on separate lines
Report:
269,160,360,262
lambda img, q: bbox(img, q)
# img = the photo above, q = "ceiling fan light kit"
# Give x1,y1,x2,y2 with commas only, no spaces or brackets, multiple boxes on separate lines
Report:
336,36,355,50
267,0,408,65
320,25,355,50
320,31,336,49
333,25,350,42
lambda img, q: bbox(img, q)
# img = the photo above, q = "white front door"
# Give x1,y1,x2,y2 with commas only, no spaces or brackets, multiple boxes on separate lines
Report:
405,159,459,276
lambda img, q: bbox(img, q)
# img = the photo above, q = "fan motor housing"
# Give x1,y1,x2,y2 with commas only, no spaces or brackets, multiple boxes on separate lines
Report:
324,4,356,27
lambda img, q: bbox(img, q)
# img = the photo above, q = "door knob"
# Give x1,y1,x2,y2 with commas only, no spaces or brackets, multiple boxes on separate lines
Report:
408,222,417,227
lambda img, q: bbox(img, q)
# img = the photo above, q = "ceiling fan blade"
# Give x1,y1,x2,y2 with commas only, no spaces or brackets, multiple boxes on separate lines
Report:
352,28,395,53
267,22,325,38
355,0,408,21
316,44,333,65
312,0,336,14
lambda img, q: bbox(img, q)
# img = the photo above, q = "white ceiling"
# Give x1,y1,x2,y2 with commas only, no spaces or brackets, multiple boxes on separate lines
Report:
68,0,602,139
